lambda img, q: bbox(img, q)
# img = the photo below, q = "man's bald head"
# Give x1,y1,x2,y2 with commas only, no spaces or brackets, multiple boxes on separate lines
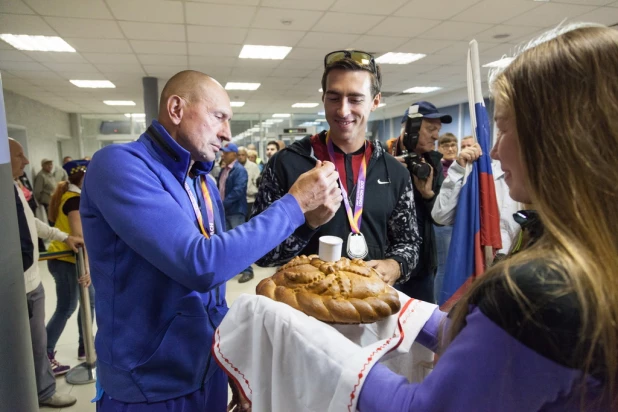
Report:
8,138,30,179
157,70,233,163
158,70,222,117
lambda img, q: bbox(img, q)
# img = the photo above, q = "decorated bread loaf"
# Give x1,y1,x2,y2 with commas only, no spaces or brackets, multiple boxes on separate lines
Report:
256,255,401,324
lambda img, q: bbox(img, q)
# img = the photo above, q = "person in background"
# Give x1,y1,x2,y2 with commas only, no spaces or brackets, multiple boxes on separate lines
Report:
9,138,81,408
432,132,459,302
460,135,474,150
437,133,458,178
46,160,95,367
218,143,254,283
265,140,280,162
237,146,260,220
246,143,264,171
62,156,72,165
33,159,58,215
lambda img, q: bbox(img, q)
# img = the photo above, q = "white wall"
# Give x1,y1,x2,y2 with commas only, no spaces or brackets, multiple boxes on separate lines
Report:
2,88,76,174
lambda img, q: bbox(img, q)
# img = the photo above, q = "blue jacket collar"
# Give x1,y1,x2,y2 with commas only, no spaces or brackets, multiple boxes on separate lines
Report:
141,120,214,184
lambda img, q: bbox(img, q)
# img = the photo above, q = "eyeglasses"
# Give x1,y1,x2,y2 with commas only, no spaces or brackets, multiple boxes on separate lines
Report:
324,50,377,73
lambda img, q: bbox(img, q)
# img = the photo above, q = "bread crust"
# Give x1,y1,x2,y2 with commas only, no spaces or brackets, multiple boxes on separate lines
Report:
256,255,401,324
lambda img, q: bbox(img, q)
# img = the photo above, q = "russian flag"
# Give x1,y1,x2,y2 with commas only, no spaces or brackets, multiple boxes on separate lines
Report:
438,40,502,309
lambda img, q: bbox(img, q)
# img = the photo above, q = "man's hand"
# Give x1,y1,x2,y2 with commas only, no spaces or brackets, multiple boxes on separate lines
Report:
412,163,435,199
304,183,342,229
394,155,406,165
456,143,482,167
289,161,342,214
78,273,91,288
366,259,400,286
228,379,251,412
64,235,84,252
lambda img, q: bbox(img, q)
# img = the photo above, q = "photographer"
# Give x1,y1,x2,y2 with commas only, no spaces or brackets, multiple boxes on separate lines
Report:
386,101,452,302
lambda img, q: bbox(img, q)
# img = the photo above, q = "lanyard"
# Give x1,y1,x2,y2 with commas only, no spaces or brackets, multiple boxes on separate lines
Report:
184,175,216,238
325,132,367,234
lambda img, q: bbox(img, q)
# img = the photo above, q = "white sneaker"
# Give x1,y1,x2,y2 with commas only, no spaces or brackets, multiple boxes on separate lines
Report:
39,392,77,408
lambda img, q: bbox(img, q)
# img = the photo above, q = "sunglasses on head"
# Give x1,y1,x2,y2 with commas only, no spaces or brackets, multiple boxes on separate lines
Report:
324,50,377,72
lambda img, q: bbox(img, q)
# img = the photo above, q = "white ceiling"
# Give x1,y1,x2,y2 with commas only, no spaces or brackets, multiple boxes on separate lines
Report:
0,0,617,115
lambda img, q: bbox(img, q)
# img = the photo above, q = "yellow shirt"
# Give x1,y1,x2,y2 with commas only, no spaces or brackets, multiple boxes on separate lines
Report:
47,190,80,263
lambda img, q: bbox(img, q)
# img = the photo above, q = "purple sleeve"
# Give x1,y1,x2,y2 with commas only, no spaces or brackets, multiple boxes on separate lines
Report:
358,307,583,412
414,308,447,352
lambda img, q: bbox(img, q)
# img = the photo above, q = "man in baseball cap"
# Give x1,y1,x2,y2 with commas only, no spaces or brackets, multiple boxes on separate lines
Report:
386,101,452,302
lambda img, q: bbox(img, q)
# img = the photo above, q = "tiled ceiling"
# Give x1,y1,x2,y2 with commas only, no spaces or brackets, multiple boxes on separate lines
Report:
0,0,617,115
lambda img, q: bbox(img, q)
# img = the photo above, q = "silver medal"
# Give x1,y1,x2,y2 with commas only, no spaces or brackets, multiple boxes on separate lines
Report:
347,232,368,259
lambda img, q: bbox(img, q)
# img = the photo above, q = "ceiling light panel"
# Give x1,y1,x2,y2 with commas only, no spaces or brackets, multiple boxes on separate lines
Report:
239,45,292,60
0,34,76,52
292,103,319,108
272,113,291,118
104,100,136,106
230,101,246,107
124,113,145,118
402,87,442,94
225,82,261,90
71,80,115,88
375,52,426,65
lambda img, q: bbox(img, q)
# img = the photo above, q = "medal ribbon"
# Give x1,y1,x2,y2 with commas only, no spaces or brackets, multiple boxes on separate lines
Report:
325,131,367,234
184,175,216,238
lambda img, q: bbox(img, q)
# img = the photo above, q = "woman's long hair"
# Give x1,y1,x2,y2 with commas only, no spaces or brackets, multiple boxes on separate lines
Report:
48,171,85,224
446,26,618,404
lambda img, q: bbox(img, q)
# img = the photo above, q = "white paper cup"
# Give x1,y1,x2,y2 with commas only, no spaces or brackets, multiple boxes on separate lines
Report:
319,236,343,262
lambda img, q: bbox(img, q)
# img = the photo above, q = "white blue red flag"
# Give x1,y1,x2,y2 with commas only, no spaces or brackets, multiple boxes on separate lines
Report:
438,40,502,309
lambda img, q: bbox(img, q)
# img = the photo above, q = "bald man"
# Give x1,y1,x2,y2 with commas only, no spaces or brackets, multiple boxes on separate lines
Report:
81,70,342,411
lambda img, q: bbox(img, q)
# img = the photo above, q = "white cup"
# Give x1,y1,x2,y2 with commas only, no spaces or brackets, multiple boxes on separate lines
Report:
319,236,343,262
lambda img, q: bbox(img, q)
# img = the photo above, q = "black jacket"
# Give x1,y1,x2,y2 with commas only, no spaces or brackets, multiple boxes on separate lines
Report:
252,132,421,285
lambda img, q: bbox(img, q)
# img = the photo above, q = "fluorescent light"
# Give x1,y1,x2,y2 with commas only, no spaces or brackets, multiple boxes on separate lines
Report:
270,118,285,123
225,82,260,91
230,101,245,107
292,103,319,108
482,57,514,68
378,103,386,108
316,118,327,122
375,52,426,65
402,87,442,94
104,100,136,106
317,111,325,116
273,113,291,118
318,88,323,93
239,45,292,60
70,80,115,88
124,113,146,118
300,121,320,126
0,34,75,52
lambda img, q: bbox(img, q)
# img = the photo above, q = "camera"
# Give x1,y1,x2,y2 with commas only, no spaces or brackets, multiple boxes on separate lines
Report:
400,106,431,180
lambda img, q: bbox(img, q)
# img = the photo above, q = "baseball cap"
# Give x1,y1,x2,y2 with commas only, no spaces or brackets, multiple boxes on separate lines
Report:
41,158,53,166
221,143,239,153
62,159,89,176
401,101,452,124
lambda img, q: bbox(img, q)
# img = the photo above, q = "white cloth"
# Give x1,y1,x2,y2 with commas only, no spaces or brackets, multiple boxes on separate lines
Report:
431,159,520,253
14,181,68,293
214,292,437,412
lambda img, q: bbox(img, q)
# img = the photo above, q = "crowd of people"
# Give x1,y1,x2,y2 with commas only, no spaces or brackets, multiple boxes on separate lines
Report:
8,22,617,411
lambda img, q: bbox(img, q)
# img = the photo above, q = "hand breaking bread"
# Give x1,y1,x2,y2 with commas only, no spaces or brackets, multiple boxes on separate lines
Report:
256,255,401,324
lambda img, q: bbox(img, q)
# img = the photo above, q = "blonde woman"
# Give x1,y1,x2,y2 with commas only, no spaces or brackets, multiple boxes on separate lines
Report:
257,24,617,411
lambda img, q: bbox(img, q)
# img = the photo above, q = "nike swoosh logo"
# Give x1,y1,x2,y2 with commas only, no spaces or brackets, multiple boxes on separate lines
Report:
377,179,390,184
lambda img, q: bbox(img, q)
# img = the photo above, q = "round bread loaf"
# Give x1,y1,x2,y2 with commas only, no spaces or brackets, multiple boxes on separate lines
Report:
256,255,401,324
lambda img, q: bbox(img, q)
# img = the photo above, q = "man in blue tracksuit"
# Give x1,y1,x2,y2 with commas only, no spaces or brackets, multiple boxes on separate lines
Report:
80,70,342,411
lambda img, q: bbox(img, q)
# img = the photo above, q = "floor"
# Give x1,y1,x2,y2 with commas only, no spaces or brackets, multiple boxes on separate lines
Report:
38,261,276,411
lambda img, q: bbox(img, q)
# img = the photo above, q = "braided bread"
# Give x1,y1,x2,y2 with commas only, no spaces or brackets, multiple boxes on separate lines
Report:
256,255,401,324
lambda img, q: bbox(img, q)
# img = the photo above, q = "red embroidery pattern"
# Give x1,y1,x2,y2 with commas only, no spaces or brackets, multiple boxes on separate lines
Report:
214,328,253,395
346,299,417,412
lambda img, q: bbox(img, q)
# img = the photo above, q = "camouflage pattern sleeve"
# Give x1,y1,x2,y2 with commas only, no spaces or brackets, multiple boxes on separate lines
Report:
386,177,420,284
251,158,316,267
